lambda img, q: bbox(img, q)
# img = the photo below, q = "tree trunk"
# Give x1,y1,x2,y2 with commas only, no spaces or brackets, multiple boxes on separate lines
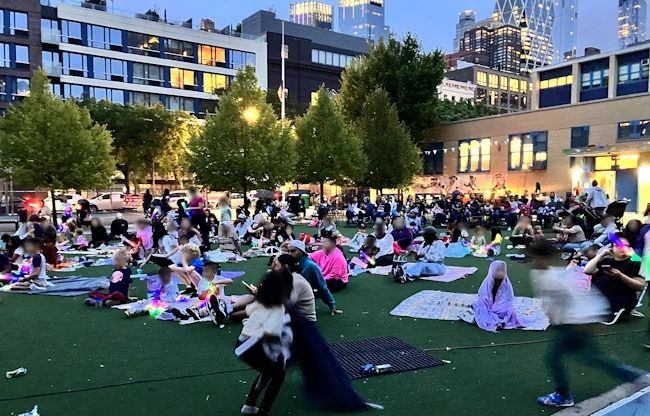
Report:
320,182,324,203
50,189,58,227
124,166,131,194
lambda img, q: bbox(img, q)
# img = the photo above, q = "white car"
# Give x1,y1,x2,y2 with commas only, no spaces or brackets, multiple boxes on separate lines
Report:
168,190,190,207
43,194,83,211
88,192,124,212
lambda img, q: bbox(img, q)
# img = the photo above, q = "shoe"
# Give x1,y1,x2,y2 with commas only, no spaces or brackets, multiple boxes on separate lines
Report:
241,405,259,415
207,296,228,327
643,343,650,350
84,298,96,306
124,310,133,318
170,308,190,321
105,300,121,307
537,392,574,407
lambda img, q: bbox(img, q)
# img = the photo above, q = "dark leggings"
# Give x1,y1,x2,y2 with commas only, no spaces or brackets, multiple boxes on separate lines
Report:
149,256,174,267
374,254,393,267
236,340,286,413
326,279,347,293
191,213,209,247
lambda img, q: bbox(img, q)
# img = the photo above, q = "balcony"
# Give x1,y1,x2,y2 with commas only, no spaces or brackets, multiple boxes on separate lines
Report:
44,62,63,77
41,28,61,45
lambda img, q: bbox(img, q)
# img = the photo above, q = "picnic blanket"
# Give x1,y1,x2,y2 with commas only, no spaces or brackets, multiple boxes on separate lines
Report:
1,276,109,297
366,265,478,283
204,249,247,263
390,290,550,331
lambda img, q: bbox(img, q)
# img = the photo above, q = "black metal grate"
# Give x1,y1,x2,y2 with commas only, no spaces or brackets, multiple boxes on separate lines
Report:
329,336,445,379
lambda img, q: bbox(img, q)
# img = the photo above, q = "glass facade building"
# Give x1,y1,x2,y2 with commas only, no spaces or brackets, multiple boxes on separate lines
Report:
553,0,578,63
453,10,476,52
494,0,555,73
461,25,522,74
618,0,647,49
338,0,390,43
290,1,333,31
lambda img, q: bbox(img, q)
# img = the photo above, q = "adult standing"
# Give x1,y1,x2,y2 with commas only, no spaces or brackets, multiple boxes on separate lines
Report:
287,240,342,315
585,180,609,216
187,187,209,244
143,189,153,215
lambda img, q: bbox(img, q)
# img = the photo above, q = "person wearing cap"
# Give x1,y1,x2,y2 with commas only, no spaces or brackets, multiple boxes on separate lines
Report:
273,217,295,245
108,212,129,242
405,227,446,279
309,236,349,293
287,240,342,315
234,213,253,241
372,219,395,267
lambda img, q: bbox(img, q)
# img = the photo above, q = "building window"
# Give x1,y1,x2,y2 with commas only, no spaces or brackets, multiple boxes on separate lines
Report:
198,99,218,118
92,57,126,81
500,76,508,90
519,80,528,93
89,87,124,104
132,63,163,86
167,96,195,112
520,95,527,110
571,126,589,148
165,39,194,62
500,92,508,107
15,45,29,69
422,143,443,175
489,73,498,88
540,75,573,89
458,138,491,173
509,77,518,92
203,73,228,94
9,11,28,37
41,18,57,31
581,69,609,90
477,71,487,87
87,25,122,50
0,43,9,67
312,49,354,67
128,32,160,57
170,68,197,90
198,45,226,66
63,84,85,100
230,50,255,69
618,119,650,140
62,53,88,77
12,78,30,100
476,88,486,104
509,131,548,171
0,78,6,101
488,90,498,106
509,93,519,109
131,92,161,106
61,21,82,44
618,62,649,84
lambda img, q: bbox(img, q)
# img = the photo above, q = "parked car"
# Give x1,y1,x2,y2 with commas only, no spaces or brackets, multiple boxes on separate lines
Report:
88,192,124,212
168,190,190,207
43,194,83,212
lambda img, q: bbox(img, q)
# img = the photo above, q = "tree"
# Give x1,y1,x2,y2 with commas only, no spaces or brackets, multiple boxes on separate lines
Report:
82,100,175,192
339,33,445,143
0,70,115,224
189,66,295,198
355,89,421,192
265,89,309,121
156,111,199,188
435,99,500,124
294,87,367,198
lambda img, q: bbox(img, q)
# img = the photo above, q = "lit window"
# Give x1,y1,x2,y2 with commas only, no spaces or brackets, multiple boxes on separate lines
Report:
618,119,650,140
500,76,508,90
170,68,196,90
509,131,548,171
198,45,226,66
458,138,491,173
477,71,487,86
203,73,228,93
489,74,498,88
128,32,160,57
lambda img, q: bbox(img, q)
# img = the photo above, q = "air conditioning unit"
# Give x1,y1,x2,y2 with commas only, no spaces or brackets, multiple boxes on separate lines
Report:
642,58,650,66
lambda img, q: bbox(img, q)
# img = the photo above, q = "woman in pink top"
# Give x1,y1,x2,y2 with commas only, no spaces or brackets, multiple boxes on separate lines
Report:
309,236,349,293
186,187,209,245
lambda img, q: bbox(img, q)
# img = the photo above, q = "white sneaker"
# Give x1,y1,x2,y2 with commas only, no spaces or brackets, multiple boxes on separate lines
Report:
241,405,259,414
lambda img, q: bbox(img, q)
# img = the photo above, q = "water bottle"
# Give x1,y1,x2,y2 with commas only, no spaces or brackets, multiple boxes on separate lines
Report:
216,263,222,277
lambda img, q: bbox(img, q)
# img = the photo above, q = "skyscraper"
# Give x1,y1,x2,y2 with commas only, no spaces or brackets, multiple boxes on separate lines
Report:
618,0,647,48
553,0,579,63
461,25,522,74
494,0,555,72
290,1,334,30
339,0,390,42
454,10,476,52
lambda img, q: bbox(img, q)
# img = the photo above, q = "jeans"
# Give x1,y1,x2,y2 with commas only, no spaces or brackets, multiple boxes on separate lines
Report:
561,241,591,252
88,291,128,305
492,211,510,226
405,262,446,278
547,325,639,397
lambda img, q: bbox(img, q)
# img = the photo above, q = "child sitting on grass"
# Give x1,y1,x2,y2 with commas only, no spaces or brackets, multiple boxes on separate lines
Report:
10,238,48,291
169,243,203,294
125,266,180,317
75,229,89,249
85,251,132,307
470,226,487,248
348,225,367,253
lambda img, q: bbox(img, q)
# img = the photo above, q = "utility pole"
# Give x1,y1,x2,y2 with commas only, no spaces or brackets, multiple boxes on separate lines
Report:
281,21,287,129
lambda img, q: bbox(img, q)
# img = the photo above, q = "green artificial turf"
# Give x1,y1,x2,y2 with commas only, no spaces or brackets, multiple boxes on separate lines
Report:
1,224,648,416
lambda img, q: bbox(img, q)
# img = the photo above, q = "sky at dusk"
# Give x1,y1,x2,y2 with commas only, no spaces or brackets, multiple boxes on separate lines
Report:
111,0,628,54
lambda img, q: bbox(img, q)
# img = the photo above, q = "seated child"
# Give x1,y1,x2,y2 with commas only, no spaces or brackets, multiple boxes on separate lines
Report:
42,234,59,268
445,229,471,258
458,221,470,241
0,234,10,251
488,227,503,256
470,226,487,248
10,238,49,291
75,229,89,249
125,266,180,317
186,230,203,248
349,225,368,253
533,225,544,241
169,243,204,293
471,261,530,332
357,235,380,268
405,227,446,279
85,251,132,307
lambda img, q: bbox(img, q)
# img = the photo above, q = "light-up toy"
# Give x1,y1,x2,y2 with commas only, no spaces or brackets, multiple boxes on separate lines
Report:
608,232,642,262
359,250,376,266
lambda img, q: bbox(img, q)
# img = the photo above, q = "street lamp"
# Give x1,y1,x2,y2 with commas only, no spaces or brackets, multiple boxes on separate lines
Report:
242,106,260,125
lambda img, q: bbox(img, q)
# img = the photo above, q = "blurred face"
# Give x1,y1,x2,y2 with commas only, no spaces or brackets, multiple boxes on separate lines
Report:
375,225,386,237
322,238,336,253
166,220,176,232
493,265,506,280
25,241,38,255
613,237,631,258
602,216,613,226
180,218,192,231
563,216,573,227
113,254,127,268
91,218,100,227
287,246,303,260
364,236,376,247
159,271,172,285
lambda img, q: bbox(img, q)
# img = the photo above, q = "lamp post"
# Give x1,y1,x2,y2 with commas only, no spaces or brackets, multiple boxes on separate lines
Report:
241,106,260,206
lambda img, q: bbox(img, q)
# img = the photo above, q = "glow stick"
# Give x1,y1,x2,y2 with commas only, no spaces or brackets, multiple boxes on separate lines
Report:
359,250,376,266
608,232,641,262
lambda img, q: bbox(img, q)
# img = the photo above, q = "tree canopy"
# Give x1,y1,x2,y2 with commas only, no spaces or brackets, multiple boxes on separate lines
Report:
294,87,367,196
436,99,500,124
189,66,295,197
354,89,421,191
339,33,445,143
0,70,115,221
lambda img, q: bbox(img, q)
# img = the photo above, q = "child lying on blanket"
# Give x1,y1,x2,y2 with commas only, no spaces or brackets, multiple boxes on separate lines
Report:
125,266,180,317
10,238,49,291
85,251,133,307
404,227,446,280
471,261,530,332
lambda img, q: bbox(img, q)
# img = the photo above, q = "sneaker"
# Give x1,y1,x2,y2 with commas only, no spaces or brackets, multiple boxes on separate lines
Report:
170,308,190,321
537,392,574,407
105,300,121,307
207,296,228,327
643,342,650,350
84,298,96,306
124,310,133,318
241,404,259,415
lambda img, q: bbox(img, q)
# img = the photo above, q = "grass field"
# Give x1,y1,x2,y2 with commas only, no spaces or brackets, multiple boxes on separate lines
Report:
1,224,648,416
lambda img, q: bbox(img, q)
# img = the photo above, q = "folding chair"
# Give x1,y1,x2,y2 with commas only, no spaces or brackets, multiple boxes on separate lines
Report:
601,281,648,325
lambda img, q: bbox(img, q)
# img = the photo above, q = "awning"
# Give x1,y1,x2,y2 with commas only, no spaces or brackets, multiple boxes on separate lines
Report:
562,141,650,157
